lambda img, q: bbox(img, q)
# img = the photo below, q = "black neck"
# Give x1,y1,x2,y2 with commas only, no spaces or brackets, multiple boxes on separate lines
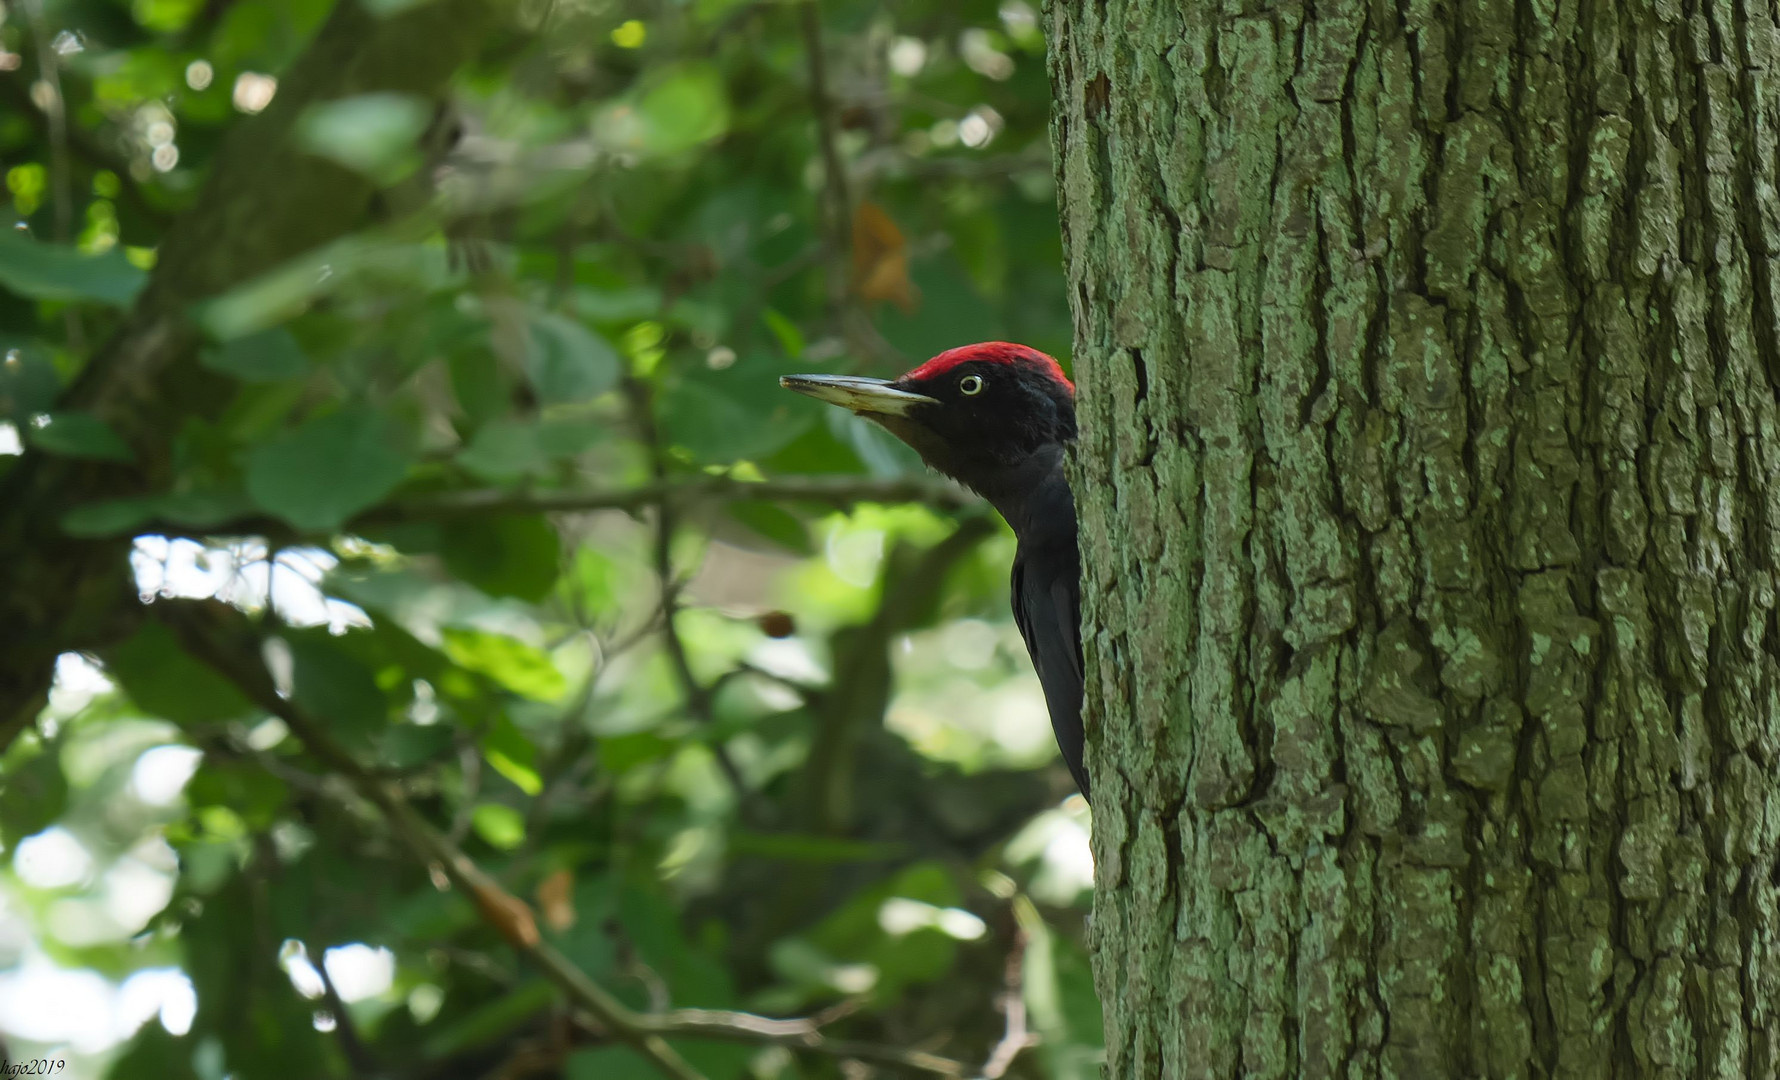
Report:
974,444,1074,546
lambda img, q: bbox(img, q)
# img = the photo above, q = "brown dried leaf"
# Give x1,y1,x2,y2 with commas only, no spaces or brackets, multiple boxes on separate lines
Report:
536,868,576,932
851,201,917,312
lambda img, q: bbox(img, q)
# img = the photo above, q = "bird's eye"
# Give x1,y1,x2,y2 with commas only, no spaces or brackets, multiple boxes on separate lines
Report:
958,374,985,396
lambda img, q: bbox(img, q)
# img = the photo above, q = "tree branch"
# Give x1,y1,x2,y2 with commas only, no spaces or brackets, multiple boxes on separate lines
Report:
157,598,971,1080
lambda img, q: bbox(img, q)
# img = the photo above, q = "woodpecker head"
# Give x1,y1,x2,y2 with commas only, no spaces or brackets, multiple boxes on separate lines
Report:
781,343,1075,498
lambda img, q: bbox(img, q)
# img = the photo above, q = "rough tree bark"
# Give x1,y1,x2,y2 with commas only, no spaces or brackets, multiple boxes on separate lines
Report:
1048,1,1780,1076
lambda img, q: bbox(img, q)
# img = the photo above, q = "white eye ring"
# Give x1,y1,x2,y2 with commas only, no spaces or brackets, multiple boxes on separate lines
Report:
959,374,985,396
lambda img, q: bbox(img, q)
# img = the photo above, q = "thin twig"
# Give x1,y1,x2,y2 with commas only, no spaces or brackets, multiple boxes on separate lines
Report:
313,944,381,1076
799,0,851,309
977,926,1037,1080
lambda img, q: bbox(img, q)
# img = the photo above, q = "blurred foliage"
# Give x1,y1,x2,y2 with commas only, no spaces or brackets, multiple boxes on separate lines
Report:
0,0,1098,1076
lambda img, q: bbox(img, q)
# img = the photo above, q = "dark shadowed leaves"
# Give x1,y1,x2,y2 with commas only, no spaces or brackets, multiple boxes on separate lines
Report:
26,411,133,461
106,621,254,725
441,514,561,601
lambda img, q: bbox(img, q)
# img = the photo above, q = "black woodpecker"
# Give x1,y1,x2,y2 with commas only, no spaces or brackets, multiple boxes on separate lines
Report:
781,343,1086,800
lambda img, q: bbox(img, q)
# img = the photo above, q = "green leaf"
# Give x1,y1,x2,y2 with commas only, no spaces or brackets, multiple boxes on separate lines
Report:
470,802,525,849
246,406,411,530
485,748,542,795
566,1049,659,1080
660,363,810,464
594,63,730,157
441,628,566,701
26,411,133,461
62,496,155,537
441,514,561,601
455,420,546,482
0,740,68,846
0,340,61,422
63,489,255,538
201,328,310,383
727,831,907,863
186,761,288,829
296,93,431,184
106,621,253,725
0,231,147,305
286,631,388,738
526,312,621,404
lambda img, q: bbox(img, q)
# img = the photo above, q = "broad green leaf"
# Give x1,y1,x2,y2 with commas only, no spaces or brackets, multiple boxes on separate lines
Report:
470,802,525,849
526,312,621,404
441,514,561,601
296,93,431,183
246,406,411,530
441,628,566,701
0,231,146,305
106,621,253,725
26,411,133,461
201,328,310,383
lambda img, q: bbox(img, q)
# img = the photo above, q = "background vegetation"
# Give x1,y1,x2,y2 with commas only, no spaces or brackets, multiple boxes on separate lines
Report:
0,0,1099,1076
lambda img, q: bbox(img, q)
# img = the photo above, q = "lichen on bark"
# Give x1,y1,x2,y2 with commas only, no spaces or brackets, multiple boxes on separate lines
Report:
1047,0,1780,1074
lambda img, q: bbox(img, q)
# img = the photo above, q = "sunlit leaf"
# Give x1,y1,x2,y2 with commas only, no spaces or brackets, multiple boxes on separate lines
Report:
296,93,431,184
0,230,146,305
246,406,412,530
442,628,566,701
471,802,526,849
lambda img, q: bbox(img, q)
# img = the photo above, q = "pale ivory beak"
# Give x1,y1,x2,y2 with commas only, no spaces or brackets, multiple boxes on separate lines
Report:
779,374,939,417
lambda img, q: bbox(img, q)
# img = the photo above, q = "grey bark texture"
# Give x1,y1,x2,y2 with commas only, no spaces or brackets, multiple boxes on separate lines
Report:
1046,0,1780,1075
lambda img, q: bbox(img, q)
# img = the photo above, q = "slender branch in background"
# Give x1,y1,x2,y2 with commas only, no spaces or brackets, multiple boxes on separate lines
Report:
977,925,1038,1080
622,376,753,799
111,475,975,544
799,0,851,310
313,946,381,1077
157,598,971,1079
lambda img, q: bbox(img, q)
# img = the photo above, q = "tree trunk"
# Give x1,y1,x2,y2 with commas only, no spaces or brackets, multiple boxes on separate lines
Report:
1047,1,1780,1075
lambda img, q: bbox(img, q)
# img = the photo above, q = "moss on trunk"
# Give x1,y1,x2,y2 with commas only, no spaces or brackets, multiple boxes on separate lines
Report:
1048,0,1780,1074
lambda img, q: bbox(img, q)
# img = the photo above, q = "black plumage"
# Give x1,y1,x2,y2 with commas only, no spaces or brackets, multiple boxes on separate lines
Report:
781,343,1087,800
